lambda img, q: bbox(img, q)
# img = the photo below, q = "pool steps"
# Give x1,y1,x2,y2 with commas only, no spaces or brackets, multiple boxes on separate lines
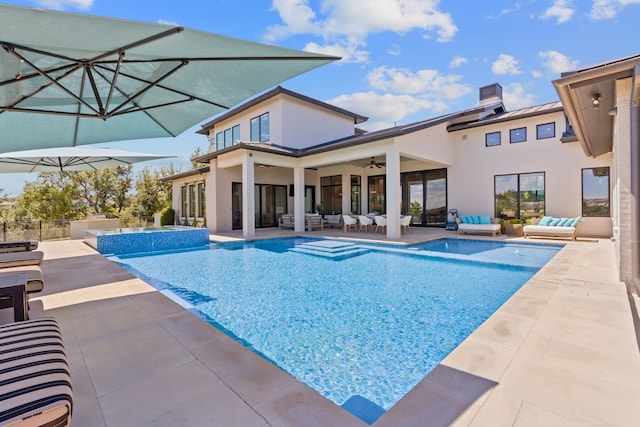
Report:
289,240,369,259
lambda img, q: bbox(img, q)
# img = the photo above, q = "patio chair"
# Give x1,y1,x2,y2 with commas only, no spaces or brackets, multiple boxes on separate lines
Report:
400,215,412,233
357,215,373,232
343,215,357,232
0,250,43,268
374,216,387,233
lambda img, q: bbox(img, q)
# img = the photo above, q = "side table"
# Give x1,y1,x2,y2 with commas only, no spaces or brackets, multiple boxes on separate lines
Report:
0,273,29,322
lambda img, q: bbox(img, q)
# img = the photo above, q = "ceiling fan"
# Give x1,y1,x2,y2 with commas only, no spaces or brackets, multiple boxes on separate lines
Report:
365,157,386,168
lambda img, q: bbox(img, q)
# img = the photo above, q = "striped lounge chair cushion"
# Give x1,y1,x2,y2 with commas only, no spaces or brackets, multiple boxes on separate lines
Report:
0,318,72,427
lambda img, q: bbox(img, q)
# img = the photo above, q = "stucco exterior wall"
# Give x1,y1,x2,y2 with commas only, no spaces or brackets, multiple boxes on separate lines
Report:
444,111,612,237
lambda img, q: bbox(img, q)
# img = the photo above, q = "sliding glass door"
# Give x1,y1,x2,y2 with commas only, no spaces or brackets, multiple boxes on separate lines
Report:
231,183,287,229
402,169,447,227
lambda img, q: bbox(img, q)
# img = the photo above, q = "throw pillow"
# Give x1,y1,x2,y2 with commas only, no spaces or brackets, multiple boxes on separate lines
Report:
539,216,553,226
548,218,562,226
479,215,491,224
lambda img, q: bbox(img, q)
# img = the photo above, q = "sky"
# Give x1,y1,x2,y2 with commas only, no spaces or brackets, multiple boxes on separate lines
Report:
1,0,639,196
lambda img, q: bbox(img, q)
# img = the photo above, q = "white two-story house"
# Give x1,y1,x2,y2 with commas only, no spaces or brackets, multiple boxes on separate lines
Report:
164,54,640,289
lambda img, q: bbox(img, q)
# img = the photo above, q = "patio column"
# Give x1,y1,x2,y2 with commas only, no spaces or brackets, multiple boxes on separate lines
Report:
242,152,255,238
293,167,306,232
205,159,217,232
342,174,351,214
386,146,401,239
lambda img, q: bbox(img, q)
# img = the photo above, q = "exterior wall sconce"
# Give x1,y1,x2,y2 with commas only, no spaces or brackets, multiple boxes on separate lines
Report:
592,94,601,109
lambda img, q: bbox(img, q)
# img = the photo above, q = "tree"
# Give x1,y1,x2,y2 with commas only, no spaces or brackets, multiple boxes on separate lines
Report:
131,166,175,218
16,172,84,221
191,147,208,169
75,166,133,216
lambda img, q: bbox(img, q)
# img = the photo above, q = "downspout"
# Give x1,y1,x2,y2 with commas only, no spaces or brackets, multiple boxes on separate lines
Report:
631,65,640,292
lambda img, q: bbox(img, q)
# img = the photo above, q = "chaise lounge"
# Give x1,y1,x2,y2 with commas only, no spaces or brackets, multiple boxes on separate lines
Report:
457,215,501,237
0,317,73,427
523,216,580,240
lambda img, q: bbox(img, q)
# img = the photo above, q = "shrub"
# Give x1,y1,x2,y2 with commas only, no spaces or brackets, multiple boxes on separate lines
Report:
160,208,175,226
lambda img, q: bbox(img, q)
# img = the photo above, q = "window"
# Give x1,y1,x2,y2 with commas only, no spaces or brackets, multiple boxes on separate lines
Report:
181,186,187,217
495,172,544,219
321,175,342,214
188,184,196,217
368,175,386,214
485,131,501,147
536,122,555,140
232,125,240,145
350,175,361,215
197,182,205,217
224,128,232,148
510,127,527,143
250,112,270,142
216,132,224,151
582,167,609,217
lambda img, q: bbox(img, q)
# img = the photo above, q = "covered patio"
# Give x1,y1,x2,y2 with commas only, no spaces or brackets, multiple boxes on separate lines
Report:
3,229,639,426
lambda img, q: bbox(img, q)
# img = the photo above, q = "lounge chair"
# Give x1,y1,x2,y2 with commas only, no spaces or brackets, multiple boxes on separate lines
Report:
0,318,73,427
0,265,45,295
0,250,44,268
457,215,500,237
523,216,580,240
343,215,357,232
0,240,38,253
305,214,324,231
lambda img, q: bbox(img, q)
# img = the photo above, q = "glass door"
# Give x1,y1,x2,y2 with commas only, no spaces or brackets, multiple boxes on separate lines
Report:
402,169,447,227
404,172,424,225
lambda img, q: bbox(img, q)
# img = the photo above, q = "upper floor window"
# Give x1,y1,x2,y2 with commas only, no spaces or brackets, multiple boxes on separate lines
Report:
536,122,555,140
485,131,501,147
582,167,610,217
251,112,270,142
510,127,526,143
215,124,241,151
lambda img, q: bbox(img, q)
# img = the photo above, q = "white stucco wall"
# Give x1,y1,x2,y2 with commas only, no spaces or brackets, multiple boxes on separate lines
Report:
445,111,613,237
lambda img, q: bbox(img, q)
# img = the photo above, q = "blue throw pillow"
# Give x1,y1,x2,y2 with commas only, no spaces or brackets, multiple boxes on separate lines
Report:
479,215,491,224
475,215,483,224
557,217,570,226
548,218,562,226
569,217,580,227
460,216,468,224
539,216,553,226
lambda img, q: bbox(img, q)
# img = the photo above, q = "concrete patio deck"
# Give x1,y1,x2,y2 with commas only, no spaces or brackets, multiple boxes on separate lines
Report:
2,228,639,426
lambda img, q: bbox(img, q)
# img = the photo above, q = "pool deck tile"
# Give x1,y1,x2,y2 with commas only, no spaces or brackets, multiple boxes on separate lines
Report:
2,230,639,427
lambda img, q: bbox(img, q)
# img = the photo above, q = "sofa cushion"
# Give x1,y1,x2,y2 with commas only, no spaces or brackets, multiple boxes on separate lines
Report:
538,216,553,226
568,217,581,227
479,215,491,224
556,217,570,226
548,218,562,226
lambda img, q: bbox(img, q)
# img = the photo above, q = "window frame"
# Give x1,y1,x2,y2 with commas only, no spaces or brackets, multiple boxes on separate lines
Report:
250,112,270,142
494,172,545,219
536,122,555,140
485,131,501,147
509,127,527,144
196,182,206,218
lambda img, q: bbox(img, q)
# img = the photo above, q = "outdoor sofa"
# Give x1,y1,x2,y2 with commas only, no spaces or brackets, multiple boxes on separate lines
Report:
0,317,73,427
523,216,580,240
0,240,38,253
278,214,294,229
457,215,501,237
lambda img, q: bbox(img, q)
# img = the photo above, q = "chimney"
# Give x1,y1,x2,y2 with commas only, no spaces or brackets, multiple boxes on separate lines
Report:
479,83,503,105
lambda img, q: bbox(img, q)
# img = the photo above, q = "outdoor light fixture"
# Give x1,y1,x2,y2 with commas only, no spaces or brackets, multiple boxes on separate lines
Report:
592,94,601,109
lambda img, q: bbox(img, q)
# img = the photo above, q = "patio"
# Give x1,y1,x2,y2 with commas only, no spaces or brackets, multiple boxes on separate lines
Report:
2,228,639,426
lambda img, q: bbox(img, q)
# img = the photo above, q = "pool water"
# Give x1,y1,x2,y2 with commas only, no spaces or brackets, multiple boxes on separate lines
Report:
111,237,561,421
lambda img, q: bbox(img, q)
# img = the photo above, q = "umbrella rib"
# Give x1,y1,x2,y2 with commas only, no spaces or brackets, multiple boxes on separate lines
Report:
104,52,125,114
90,26,184,63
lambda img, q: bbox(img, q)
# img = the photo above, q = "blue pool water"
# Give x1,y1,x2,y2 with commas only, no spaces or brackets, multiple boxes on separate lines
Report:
110,237,561,421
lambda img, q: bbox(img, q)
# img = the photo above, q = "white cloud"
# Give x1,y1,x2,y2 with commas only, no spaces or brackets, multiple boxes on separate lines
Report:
590,0,640,19
367,66,472,99
303,41,370,63
532,70,543,78
327,92,444,131
32,0,93,10
450,56,468,68
540,0,575,23
539,50,579,74
492,54,522,75
501,83,537,110
387,44,402,56
264,0,458,66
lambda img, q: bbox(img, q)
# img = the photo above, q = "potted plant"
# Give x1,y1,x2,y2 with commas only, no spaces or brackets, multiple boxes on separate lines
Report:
505,218,524,236
314,204,324,217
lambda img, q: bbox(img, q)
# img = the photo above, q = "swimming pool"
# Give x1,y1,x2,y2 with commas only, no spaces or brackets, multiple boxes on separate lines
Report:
110,237,561,423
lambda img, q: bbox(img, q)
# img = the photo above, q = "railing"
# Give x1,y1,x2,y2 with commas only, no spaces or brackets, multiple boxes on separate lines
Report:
1,217,156,242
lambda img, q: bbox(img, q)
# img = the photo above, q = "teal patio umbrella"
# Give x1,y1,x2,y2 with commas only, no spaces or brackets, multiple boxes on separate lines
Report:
0,4,338,152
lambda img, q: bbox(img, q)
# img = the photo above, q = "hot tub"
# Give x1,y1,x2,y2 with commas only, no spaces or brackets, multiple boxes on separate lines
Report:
84,226,210,255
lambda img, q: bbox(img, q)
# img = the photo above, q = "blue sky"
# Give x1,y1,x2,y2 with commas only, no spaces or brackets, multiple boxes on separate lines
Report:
1,0,638,196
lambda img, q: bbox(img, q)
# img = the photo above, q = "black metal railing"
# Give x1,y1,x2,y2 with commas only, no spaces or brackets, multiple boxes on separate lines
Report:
1,217,156,242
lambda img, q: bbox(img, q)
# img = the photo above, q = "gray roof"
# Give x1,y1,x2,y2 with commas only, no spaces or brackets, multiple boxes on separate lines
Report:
447,101,564,132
